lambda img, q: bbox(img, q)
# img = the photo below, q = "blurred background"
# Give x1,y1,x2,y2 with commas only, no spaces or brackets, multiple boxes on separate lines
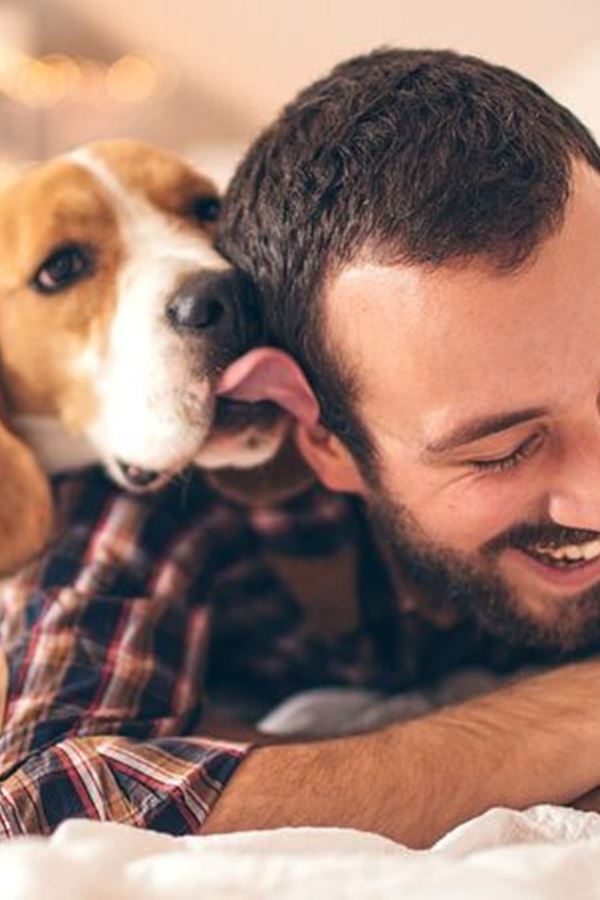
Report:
0,0,598,186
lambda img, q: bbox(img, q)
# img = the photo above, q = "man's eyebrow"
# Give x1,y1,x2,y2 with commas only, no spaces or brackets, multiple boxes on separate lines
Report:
424,407,548,455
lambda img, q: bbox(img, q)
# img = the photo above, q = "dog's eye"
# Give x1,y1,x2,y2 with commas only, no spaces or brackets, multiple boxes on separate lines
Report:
32,245,91,294
191,196,221,224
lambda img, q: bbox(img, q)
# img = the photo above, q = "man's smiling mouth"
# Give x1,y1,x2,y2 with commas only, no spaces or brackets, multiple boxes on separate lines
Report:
522,539,600,569
503,541,600,598
487,525,600,574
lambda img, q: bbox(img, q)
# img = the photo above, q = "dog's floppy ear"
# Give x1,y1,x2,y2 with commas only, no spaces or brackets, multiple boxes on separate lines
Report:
0,389,52,575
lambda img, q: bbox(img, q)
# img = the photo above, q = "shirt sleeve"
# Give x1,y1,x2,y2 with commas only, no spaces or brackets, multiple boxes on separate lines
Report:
0,467,251,837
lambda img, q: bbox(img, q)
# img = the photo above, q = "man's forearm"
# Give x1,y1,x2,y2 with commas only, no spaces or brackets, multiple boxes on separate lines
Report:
204,660,600,847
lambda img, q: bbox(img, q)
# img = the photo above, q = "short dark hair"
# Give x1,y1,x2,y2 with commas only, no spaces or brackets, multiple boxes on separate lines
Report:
217,48,600,471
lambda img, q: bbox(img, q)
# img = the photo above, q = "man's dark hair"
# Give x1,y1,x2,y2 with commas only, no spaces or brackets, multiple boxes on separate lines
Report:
217,48,600,471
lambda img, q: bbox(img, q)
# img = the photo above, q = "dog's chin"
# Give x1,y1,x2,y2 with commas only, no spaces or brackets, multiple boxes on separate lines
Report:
106,459,175,493
103,403,289,492
106,429,287,493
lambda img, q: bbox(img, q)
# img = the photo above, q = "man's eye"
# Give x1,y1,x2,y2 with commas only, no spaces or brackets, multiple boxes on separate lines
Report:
32,245,91,295
468,432,543,474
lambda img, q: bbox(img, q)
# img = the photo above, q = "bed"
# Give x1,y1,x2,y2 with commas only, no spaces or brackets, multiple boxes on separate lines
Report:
2,805,599,899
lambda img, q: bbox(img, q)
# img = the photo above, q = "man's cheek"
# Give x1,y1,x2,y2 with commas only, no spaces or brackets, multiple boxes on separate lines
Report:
417,488,518,557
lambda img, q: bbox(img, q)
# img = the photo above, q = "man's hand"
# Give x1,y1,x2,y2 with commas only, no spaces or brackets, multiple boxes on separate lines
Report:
204,659,600,847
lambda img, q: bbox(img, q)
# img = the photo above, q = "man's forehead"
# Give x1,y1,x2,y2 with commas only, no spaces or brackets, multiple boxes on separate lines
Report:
322,161,600,444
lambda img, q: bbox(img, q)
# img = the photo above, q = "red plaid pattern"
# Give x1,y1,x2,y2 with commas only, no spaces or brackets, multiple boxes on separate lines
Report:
0,466,530,837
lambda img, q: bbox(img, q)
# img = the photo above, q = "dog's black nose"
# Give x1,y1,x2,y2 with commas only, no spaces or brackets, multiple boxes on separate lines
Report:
167,271,228,332
166,269,261,346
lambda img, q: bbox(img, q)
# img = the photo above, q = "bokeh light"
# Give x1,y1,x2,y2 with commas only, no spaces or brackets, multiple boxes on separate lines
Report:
0,46,163,108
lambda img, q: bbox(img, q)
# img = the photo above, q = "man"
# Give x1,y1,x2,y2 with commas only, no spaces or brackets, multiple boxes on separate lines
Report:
2,48,600,847
217,46,600,656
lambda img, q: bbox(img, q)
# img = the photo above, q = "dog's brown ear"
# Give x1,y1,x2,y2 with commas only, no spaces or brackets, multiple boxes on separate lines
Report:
0,410,52,576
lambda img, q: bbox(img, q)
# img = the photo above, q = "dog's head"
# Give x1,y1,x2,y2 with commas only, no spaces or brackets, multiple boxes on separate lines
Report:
0,139,287,497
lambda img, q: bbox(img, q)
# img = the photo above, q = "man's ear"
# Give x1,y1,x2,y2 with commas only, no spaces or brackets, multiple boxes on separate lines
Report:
294,424,366,495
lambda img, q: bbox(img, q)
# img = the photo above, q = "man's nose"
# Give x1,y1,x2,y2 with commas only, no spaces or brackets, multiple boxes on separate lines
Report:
166,269,262,346
547,434,600,530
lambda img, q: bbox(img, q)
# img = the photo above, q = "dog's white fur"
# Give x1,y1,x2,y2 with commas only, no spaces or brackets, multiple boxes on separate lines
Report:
15,148,228,485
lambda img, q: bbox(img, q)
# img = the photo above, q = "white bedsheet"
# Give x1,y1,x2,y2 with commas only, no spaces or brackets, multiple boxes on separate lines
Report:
4,674,596,897
2,805,600,899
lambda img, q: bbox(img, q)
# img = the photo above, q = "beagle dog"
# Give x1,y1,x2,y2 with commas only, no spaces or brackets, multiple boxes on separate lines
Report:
0,139,287,576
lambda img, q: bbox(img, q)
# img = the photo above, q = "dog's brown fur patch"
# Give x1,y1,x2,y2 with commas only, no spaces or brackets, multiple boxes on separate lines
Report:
0,159,122,430
91,139,220,236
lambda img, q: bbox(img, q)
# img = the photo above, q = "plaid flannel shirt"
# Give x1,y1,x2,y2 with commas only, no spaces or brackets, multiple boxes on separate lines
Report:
0,465,529,838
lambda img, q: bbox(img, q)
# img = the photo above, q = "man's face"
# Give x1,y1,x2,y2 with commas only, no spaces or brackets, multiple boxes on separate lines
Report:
322,161,600,652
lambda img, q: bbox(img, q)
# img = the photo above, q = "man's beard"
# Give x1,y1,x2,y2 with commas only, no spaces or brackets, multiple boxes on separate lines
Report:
366,487,600,656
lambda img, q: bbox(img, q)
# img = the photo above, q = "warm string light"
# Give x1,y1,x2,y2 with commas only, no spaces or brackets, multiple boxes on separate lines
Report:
0,48,168,108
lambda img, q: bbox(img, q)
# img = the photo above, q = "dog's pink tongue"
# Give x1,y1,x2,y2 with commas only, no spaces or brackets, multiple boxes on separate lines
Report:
217,347,320,427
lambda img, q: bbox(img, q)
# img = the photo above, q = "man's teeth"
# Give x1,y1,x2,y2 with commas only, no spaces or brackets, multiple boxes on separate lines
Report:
529,539,600,564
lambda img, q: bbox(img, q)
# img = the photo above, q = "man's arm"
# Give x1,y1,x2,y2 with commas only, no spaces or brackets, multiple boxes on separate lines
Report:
204,660,600,847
